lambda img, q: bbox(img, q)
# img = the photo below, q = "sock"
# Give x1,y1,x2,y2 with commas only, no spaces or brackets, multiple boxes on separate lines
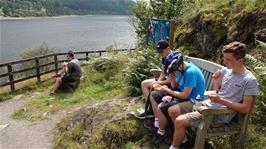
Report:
169,145,178,149
182,135,187,143
154,118,159,128
157,128,165,136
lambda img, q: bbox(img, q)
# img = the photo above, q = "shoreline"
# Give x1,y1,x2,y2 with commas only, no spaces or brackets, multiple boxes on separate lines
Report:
0,14,131,20
0,15,85,20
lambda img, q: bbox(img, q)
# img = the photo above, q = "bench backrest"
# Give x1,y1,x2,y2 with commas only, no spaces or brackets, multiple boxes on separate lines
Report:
186,57,253,148
185,56,223,91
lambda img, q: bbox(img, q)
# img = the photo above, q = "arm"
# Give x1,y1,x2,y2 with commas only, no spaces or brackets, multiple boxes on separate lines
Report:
165,87,192,100
153,84,192,100
212,70,222,92
207,93,255,113
56,62,68,76
158,65,165,81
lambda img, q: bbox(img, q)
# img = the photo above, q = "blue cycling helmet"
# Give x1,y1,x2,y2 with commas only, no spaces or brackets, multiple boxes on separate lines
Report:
164,51,183,75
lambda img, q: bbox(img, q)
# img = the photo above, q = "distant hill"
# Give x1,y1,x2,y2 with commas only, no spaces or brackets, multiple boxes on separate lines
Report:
0,0,135,17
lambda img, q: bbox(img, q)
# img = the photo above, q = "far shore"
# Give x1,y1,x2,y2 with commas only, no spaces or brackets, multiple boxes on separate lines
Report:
0,14,131,20
0,15,85,20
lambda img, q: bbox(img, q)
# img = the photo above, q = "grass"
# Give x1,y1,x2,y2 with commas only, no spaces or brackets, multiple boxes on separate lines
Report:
0,92,13,102
12,64,127,121
0,73,55,102
54,123,85,149
53,98,144,149
206,124,266,149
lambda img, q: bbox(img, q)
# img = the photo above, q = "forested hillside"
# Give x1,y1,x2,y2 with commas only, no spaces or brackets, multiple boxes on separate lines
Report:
0,0,135,17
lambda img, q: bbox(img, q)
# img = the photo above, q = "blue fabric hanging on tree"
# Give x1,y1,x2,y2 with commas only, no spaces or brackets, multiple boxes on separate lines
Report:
149,18,170,44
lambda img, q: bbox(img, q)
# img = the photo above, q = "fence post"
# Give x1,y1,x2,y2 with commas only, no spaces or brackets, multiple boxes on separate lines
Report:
86,52,89,61
54,54,58,74
7,64,15,92
35,58,41,83
169,19,176,50
99,51,102,56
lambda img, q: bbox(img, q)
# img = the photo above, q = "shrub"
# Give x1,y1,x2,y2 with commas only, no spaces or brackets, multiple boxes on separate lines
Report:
123,45,160,96
245,54,266,127
88,49,129,80
20,42,56,77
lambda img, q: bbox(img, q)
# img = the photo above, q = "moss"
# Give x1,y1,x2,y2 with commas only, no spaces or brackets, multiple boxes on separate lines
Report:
102,119,143,149
0,92,13,102
54,123,85,149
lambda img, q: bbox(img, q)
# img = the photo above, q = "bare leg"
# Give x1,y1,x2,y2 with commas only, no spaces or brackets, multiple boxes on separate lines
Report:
150,97,159,118
51,77,62,94
168,104,182,124
172,115,190,147
141,78,155,101
157,106,168,130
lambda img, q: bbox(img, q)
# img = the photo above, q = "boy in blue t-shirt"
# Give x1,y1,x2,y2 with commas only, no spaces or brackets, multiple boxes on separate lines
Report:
149,52,205,148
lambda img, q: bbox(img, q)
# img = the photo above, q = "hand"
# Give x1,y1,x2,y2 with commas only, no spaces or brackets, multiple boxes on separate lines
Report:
152,82,160,89
62,62,67,67
154,84,169,94
213,70,221,80
206,92,221,103
52,73,60,78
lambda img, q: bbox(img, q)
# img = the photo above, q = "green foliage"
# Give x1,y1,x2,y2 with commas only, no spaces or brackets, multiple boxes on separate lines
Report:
245,54,266,127
89,53,128,79
0,92,13,102
131,0,187,45
20,42,56,78
124,46,160,96
1,0,135,17
12,52,129,121
172,0,266,59
131,0,151,45
54,123,85,149
102,119,143,148
149,0,187,19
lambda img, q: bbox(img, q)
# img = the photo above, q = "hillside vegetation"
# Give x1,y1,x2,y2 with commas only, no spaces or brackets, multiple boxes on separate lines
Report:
0,0,135,17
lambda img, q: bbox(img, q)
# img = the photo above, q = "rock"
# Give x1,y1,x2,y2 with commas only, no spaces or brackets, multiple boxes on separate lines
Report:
234,10,266,44
0,123,10,130
175,10,266,62
42,112,48,118
23,107,27,112
13,94,25,100
54,98,144,149
255,28,266,42
31,92,42,98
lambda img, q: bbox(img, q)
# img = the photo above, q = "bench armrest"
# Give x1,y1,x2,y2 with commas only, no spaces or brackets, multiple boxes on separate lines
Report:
197,106,236,116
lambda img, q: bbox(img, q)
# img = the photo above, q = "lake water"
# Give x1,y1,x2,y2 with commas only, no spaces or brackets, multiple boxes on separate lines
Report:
0,15,136,63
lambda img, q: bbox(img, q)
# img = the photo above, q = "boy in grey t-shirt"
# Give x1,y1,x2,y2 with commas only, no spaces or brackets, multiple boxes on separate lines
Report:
168,42,260,149
208,67,259,123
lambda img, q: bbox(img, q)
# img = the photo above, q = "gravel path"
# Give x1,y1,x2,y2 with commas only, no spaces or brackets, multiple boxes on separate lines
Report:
0,94,67,149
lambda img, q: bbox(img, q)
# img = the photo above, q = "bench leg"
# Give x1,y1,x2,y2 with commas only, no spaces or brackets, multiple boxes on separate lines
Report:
194,127,205,149
231,134,244,149
194,116,213,149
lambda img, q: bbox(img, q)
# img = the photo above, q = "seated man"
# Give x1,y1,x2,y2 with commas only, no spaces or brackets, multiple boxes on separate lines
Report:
168,41,260,149
149,51,205,148
50,50,81,95
138,40,173,119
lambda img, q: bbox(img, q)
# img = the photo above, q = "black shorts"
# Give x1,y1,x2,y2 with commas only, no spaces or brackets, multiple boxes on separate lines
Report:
59,75,78,92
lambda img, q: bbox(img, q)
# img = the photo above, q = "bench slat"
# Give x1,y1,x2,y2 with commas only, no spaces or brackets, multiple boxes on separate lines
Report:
187,57,222,73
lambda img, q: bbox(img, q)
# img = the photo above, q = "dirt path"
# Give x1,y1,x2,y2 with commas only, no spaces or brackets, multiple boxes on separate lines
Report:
0,94,67,149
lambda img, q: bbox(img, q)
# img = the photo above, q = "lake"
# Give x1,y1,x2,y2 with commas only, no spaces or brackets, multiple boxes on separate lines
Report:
0,15,136,63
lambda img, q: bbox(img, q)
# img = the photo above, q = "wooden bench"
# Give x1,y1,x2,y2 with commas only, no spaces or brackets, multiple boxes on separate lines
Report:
186,57,254,149
150,56,254,148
